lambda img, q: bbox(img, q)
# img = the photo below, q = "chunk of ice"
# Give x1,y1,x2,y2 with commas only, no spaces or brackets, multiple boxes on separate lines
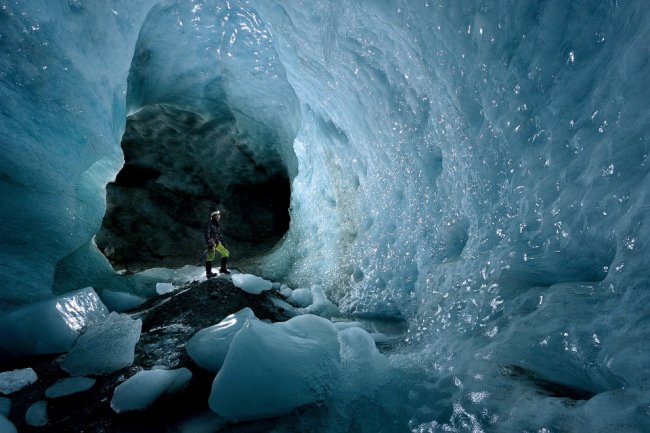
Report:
110,368,192,413
155,283,176,295
0,415,16,433
25,400,48,427
209,314,341,421
45,377,96,398
0,397,11,417
231,274,273,295
0,368,37,395
60,312,141,376
100,290,146,312
186,308,257,373
0,288,108,362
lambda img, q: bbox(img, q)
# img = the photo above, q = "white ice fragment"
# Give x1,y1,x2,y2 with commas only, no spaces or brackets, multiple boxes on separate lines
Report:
0,415,16,433
156,283,176,295
186,308,257,372
287,288,312,307
60,312,142,376
45,376,96,398
231,274,273,295
100,290,146,312
25,400,48,427
209,314,341,421
0,288,108,361
0,368,37,395
110,368,192,413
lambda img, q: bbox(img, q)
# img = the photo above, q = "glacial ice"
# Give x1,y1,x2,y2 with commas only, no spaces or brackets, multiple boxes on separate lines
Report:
99,290,146,313
0,398,10,417
0,288,108,363
209,314,341,421
110,368,192,413
186,308,258,373
60,312,141,376
25,400,48,427
0,0,649,431
231,274,273,295
0,415,17,433
287,288,312,307
0,369,37,395
45,377,96,399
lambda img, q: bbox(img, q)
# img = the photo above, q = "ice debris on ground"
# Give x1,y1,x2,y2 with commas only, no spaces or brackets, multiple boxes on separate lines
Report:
45,377,96,398
110,368,192,413
60,312,141,376
0,288,108,362
25,400,48,427
0,415,16,433
186,308,257,373
209,314,341,421
231,274,273,295
0,368,37,395
100,290,146,312
155,282,176,295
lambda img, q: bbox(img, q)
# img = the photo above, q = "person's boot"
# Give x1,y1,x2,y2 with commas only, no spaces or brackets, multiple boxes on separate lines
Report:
219,257,230,274
205,261,216,278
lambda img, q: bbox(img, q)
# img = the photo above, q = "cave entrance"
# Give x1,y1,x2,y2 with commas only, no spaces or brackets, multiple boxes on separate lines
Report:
96,104,291,273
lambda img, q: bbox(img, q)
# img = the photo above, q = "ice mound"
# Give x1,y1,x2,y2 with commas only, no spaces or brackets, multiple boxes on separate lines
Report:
186,308,257,373
110,368,192,413
25,400,48,427
60,312,141,376
0,368,37,395
0,415,16,433
45,377,96,398
231,274,273,295
0,288,108,362
209,314,341,421
287,288,312,307
100,290,146,313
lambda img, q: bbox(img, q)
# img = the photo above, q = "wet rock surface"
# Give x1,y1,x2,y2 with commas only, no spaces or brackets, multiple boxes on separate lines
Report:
4,276,295,433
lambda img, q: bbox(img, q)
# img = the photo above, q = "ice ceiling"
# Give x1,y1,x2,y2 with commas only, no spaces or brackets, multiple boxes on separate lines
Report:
1,0,649,430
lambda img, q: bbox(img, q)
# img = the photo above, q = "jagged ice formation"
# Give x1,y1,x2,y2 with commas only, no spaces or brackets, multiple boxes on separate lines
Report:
1,0,649,431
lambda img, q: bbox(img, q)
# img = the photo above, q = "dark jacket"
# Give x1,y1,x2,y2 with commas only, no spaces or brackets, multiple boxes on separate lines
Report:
205,221,224,246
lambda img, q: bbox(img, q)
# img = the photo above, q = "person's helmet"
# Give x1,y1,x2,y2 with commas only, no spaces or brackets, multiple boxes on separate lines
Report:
211,210,221,218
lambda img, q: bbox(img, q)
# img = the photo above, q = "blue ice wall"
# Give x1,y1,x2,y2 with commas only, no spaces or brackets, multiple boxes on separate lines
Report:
1,0,649,431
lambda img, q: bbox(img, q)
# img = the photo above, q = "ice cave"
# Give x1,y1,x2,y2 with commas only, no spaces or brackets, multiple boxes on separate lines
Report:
0,0,649,432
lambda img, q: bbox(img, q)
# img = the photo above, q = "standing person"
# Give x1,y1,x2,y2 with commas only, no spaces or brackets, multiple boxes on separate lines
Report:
204,210,230,277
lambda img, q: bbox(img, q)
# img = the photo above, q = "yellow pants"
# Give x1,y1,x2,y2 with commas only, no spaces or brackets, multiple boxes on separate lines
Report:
207,243,229,261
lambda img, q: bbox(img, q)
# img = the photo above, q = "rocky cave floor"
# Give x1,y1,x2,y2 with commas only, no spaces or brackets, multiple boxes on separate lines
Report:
7,276,297,433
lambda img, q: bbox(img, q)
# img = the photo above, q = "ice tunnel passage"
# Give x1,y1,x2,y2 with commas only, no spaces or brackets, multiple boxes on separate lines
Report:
96,104,292,272
1,0,650,432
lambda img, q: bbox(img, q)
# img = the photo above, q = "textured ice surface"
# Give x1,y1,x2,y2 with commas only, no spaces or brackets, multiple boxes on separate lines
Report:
155,283,176,295
1,0,649,431
0,288,108,362
0,368,37,395
60,312,141,376
45,377,96,398
110,368,192,413
231,274,273,295
186,308,257,373
303,285,341,318
209,314,341,421
25,400,48,427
